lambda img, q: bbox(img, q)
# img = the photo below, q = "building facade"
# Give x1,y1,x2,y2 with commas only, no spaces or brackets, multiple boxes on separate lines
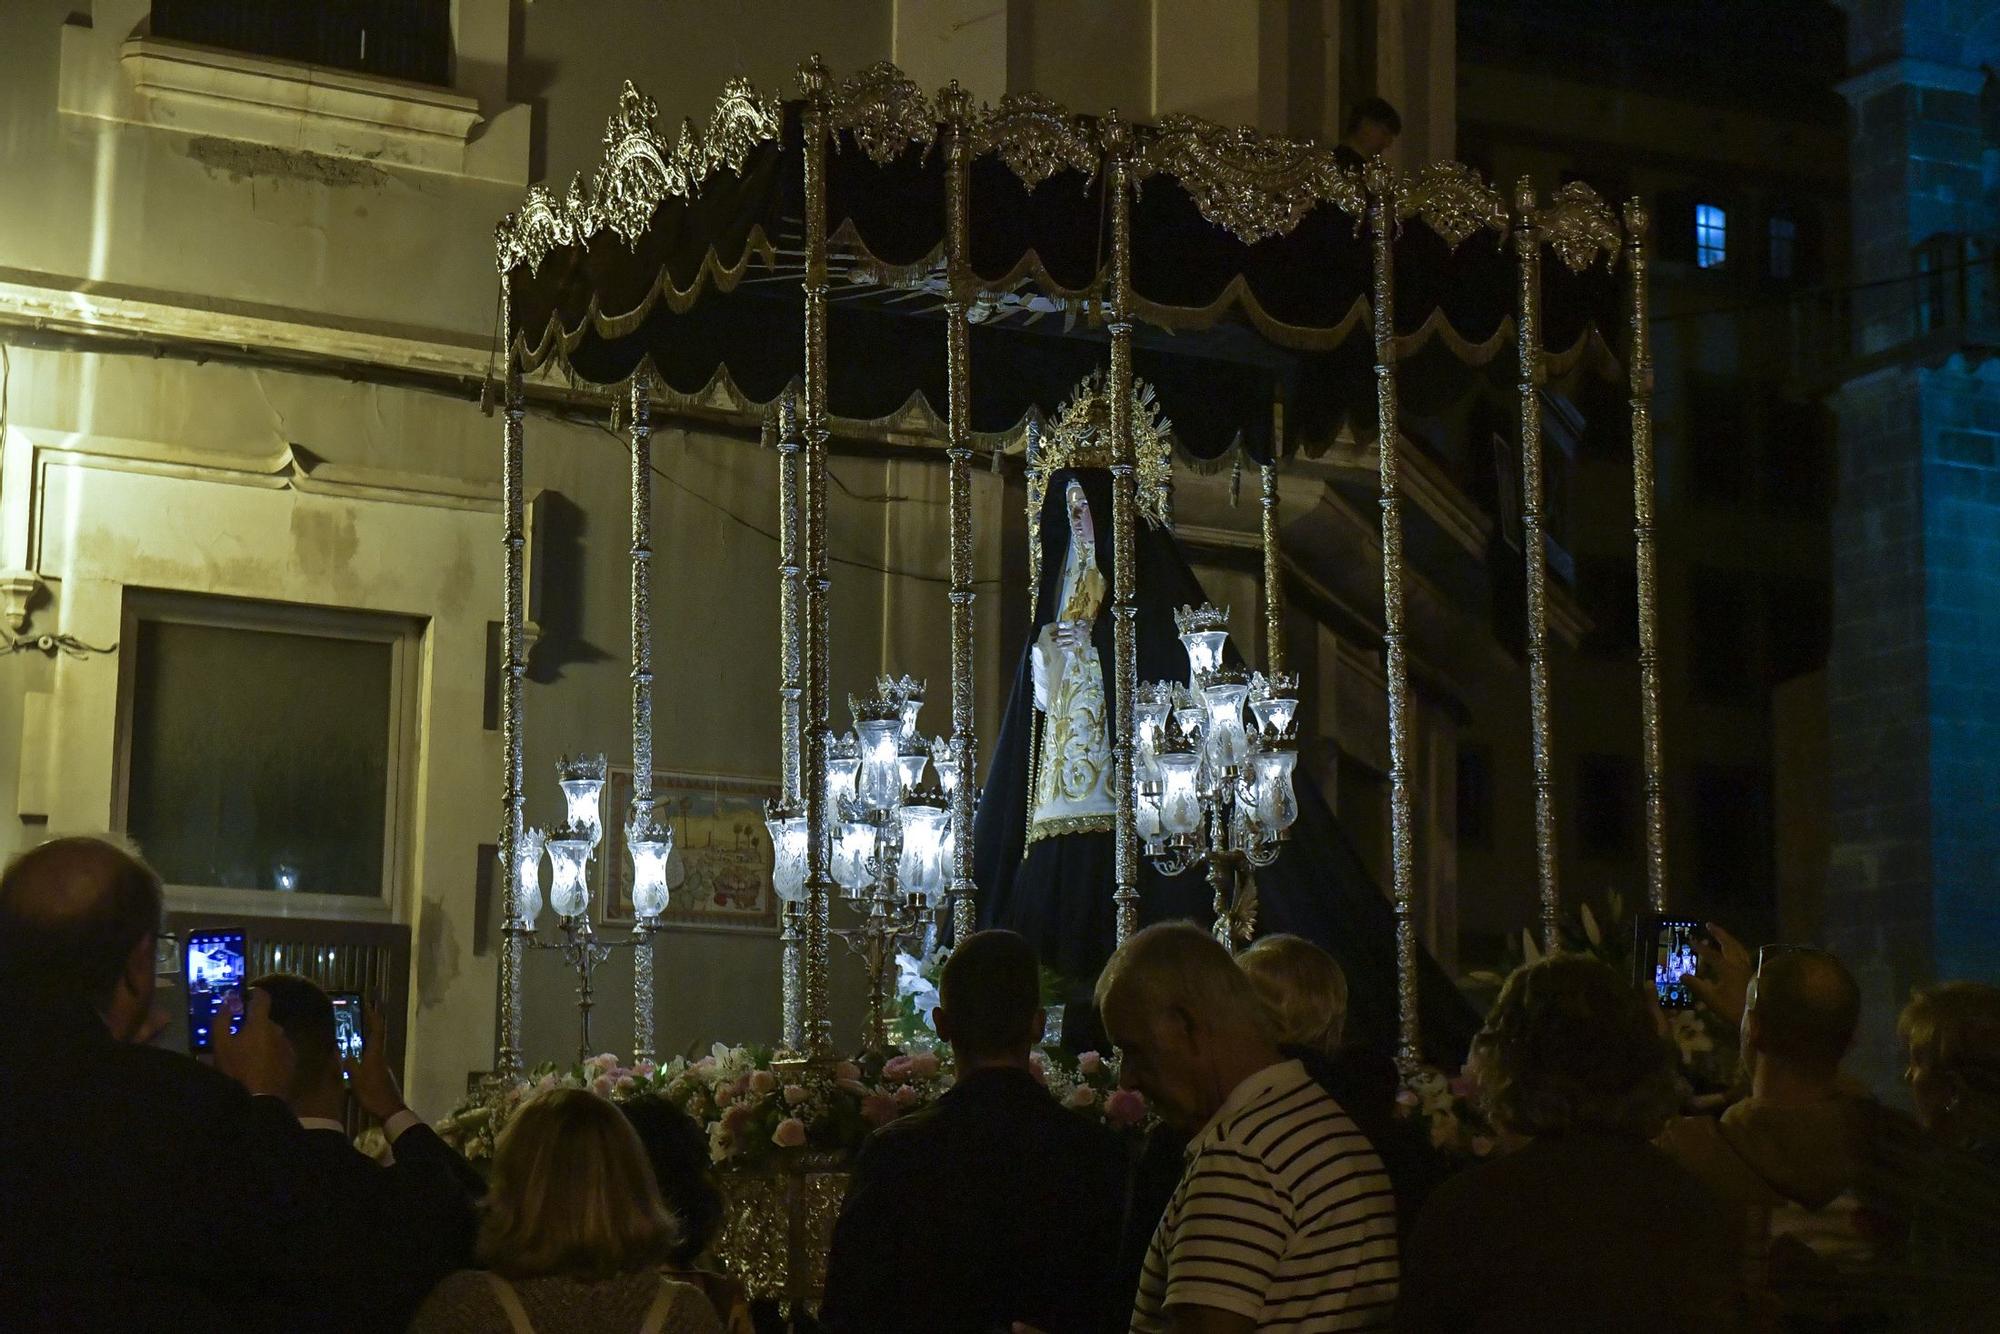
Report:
1456,0,1848,965
0,0,1486,1114
1826,0,2000,1093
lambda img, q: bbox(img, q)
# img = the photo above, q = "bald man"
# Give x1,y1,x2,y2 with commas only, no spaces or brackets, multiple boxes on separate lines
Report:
1659,934,1919,1324
0,837,340,1332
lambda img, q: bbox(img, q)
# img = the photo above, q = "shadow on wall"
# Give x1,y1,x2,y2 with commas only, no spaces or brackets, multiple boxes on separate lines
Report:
527,490,611,683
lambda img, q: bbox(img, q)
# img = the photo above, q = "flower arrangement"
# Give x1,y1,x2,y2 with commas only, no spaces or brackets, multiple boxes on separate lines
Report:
434,1041,1149,1169
1394,1062,1498,1160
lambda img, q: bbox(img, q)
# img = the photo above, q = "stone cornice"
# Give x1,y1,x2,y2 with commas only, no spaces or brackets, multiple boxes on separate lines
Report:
1837,56,1985,104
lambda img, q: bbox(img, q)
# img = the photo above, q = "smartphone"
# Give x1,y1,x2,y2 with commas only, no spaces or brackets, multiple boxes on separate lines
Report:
331,992,364,1075
1636,915,1705,1010
184,929,247,1052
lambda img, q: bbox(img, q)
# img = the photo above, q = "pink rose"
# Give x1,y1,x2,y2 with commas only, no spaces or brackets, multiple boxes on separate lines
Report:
591,1075,614,1096
882,1054,916,1082
692,1056,718,1074
1078,1050,1105,1076
835,1061,862,1082
1448,1073,1477,1100
1065,1085,1097,1110
783,1084,810,1106
771,1118,808,1149
715,1084,735,1107
534,1074,560,1093
908,1051,941,1080
747,1070,778,1096
1104,1089,1147,1128
836,1078,868,1096
861,1093,899,1127
613,1075,637,1095
722,1102,754,1136
633,1059,657,1079
1395,1088,1420,1109
892,1084,921,1108
1470,1136,1496,1157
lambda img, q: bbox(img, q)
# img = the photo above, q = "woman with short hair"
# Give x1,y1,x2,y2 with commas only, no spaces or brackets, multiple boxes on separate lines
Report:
1901,981,2000,1148
620,1093,752,1334
1899,981,2000,1328
409,1088,721,1334
1238,932,1349,1055
1397,954,1732,1332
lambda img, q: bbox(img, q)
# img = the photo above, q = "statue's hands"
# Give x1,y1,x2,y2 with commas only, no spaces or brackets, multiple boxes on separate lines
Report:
1053,619,1091,652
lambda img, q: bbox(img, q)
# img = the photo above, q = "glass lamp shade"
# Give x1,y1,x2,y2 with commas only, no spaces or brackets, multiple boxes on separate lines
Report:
856,716,903,813
1175,603,1233,682
512,826,547,925
896,741,929,798
557,754,608,850
1182,629,1230,680
766,811,809,904
878,674,926,742
1158,751,1204,836
832,818,878,897
930,736,961,797
1171,684,1206,744
825,732,861,809
897,801,950,903
1250,695,1301,737
1200,676,1252,775
547,832,593,919
1136,787,1165,847
1247,748,1300,834
627,814,674,920
1135,683,1174,780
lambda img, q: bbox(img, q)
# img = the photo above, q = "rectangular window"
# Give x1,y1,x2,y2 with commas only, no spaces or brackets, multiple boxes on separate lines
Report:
149,1,453,87
1769,216,1797,280
1686,374,1753,506
1577,555,1639,657
1577,753,1639,859
1456,744,1494,850
1914,235,1960,335
1690,566,1759,704
1696,204,1727,269
1692,764,1774,917
118,594,418,910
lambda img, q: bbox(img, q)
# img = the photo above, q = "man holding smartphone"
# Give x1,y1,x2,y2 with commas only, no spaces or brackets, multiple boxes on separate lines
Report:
246,974,482,1334
0,836,346,1332
1658,929,1919,1327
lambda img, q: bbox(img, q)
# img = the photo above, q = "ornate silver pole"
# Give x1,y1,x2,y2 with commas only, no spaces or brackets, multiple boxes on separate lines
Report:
1514,180,1561,953
796,57,835,1062
496,271,528,1081
940,82,979,946
1104,113,1141,947
1366,162,1421,1076
1625,198,1667,912
775,395,805,1050
1260,460,1285,676
628,375,658,1065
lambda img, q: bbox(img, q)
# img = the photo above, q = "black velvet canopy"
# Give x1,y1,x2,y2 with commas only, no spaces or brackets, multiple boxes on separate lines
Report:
495,68,1632,1070
500,84,1627,463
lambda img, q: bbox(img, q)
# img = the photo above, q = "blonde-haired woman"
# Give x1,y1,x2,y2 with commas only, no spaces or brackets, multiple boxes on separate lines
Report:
410,1088,721,1334
1239,932,1350,1054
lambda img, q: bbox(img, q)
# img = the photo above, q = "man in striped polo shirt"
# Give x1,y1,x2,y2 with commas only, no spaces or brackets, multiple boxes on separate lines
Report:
1098,923,1399,1333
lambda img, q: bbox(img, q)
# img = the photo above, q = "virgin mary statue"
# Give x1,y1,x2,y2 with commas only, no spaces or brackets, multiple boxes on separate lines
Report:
975,373,1478,1067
